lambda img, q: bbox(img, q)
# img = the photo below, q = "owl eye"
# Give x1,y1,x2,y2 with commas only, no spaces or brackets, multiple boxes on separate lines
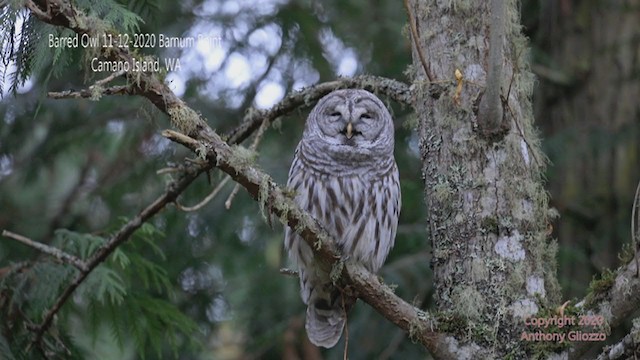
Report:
360,113,373,120
330,112,341,117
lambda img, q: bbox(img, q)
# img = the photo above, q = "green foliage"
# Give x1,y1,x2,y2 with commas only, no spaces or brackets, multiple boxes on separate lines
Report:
80,0,143,34
584,268,616,308
0,0,143,96
0,0,440,358
75,224,199,359
0,224,197,359
0,335,16,360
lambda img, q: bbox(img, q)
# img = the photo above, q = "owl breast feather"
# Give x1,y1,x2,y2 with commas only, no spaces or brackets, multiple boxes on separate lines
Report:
285,144,400,273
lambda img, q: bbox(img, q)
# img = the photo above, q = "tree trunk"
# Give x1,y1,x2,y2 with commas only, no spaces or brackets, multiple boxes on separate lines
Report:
534,0,640,295
410,0,560,357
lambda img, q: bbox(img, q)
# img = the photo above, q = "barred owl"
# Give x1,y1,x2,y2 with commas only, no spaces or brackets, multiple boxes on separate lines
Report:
284,89,401,348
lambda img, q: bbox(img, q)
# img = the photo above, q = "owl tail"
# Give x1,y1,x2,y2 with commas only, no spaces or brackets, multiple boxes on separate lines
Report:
305,286,355,348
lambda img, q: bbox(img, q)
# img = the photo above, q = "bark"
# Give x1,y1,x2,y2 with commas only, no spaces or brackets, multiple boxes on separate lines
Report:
534,0,640,290
411,0,560,357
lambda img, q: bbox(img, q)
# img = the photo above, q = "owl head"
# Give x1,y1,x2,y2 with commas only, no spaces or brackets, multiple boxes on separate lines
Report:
303,89,395,157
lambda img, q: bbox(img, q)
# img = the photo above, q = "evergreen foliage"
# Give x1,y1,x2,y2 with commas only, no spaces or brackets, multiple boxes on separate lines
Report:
1,0,635,358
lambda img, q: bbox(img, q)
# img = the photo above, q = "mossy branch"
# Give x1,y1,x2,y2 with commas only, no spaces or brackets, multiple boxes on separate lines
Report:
227,75,414,145
162,129,456,358
594,318,640,360
569,260,640,359
24,1,490,358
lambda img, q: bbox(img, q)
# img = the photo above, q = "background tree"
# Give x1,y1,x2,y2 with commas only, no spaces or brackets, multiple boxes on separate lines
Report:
0,0,638,359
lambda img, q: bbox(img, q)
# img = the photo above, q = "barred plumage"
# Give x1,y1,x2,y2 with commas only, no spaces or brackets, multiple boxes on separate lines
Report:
284,89,401,348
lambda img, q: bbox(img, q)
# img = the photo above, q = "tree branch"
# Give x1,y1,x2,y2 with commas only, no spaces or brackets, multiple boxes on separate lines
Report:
32,166,203,340
1,230,88,272
403,0,434,82
48,85,131,99
25,0,449,356
569,257,640,359
226,75,413,145
163,129,456,358
595,319,640,360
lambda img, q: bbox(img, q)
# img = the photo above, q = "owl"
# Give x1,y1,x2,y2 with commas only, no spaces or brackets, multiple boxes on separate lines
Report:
284,89,401,348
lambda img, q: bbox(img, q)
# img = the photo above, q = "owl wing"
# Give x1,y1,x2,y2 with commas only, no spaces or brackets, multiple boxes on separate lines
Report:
284,149,348,348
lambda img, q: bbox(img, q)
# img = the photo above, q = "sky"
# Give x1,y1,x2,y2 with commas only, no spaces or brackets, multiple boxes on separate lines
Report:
1,1,358,107
167,0,359,108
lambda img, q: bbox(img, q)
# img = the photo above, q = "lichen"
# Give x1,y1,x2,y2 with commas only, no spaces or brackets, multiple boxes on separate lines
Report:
617,242,635,264
329,259,344,284
167,106,201,135
494,230,525,261
257,176,271,222
90,84,103,101
433,180,455,203
525,276,545,298
195,143,208,160
227,145,258,169
408,318,426,343
452,286,485,321
470,257,489,282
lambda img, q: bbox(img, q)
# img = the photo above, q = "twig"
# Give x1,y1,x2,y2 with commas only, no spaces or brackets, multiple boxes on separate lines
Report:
226,75,413,145
46,155,93,241
632,180,640,277
94,70,126,87
279,268,299,277
32,165,205,342
25,0,51,21
156,167,181,175
403,0,434,82
163,129,452,358
1,230,88,272
342,294,349,360
49,71,129,100
48,85,131,99
25,0,444,353
175,175,231,212
225,118,271,209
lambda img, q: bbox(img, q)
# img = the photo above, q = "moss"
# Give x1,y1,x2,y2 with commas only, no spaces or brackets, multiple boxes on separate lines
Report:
480,216,499,234
277,201,290,228
402,114,419,130
271,118,282,132
584,268,615,308
408,318,426,343
518,302,582,358
452,0,473,13
434,311,468,334
541,238,561,305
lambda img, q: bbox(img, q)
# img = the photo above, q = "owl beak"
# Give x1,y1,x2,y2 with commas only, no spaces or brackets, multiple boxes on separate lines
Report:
346,122,354,139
